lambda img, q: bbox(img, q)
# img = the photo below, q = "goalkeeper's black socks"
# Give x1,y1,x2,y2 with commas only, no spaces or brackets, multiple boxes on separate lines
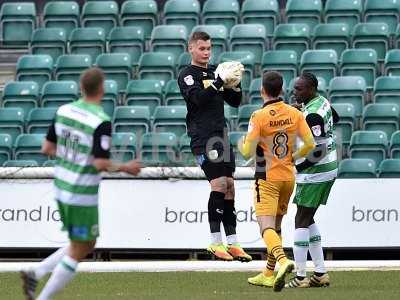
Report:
208,191,225,234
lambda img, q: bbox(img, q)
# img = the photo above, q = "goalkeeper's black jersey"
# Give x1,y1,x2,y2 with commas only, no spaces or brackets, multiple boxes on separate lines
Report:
178,64,242,154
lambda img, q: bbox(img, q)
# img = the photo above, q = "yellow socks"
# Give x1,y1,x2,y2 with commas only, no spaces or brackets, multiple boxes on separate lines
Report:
263,252,276,277
263,228,287,266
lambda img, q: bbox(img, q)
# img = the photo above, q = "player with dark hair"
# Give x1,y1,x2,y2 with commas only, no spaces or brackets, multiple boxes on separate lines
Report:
20,68,142,300
286,72,339,288
178,31,252,262
239,71,315,291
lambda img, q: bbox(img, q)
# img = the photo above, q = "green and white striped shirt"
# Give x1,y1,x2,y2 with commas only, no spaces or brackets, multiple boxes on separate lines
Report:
49,99,111,206
296,95,338,184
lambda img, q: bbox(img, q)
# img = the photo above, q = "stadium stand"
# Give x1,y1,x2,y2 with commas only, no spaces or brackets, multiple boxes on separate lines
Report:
0,0,399,178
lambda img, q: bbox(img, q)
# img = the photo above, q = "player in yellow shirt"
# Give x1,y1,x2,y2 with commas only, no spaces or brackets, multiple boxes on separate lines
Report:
238,71,315,292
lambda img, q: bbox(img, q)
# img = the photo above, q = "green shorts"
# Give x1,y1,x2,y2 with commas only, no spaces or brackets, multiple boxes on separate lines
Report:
293,180,335,208
57,201,99,241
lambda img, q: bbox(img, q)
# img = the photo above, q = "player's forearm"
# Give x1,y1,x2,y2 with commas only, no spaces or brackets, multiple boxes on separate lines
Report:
238,137,256,160
223,88,242,107
293,135,316,161
42,140,57,157
93,159,123,172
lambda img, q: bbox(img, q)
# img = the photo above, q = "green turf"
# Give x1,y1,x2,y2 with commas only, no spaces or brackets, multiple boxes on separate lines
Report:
1,271,399,300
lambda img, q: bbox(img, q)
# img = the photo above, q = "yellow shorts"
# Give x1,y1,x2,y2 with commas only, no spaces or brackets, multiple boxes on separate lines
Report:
253,179,295,217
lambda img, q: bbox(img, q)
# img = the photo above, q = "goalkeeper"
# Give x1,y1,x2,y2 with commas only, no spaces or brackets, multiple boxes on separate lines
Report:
178,31,251,262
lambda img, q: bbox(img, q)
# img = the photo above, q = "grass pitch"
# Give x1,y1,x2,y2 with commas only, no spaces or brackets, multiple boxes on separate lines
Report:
1,271,399,300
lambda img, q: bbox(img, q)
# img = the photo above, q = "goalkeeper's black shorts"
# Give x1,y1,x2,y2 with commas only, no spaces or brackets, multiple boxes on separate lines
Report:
195,146,236,181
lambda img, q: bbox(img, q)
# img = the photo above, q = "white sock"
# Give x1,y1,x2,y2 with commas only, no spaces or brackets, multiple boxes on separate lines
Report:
37,255,78,300
211,232,223,244
34,246,69,280
226,234,238,245
308,223,326,274
293,228,309,277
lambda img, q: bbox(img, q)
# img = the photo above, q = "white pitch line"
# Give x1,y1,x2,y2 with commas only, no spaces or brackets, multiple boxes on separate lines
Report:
1,261,400,273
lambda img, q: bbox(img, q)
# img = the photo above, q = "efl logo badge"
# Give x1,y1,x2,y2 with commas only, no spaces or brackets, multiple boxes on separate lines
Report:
312,125,322,137
184,75,194,86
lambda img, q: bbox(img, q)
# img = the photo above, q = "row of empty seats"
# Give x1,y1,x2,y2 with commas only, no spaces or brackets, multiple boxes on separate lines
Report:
339,158,400,178
15,22,400,65
12,48,400,97
1,129,400,170
3,0,400,47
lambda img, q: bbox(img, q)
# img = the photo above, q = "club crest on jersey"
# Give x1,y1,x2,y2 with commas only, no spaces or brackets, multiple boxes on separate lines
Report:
184,75,194,86
269,109,276,116
312,125,322,137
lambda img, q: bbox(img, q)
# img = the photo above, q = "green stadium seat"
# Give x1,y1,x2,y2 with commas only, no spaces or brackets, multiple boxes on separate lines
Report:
151,25,188,61
2,81,39,118
138,52,175,86
42,160,56,167
224,104,238,130
340,49,378,89
273,24,311,59
241,0,279,37
349,130,388,166
81,1,118,36
324,0,362,29
41,81,78,108
378,159,400,178
0,134,12,166
3,160,39,167
389,131,400,158
121,0,158,40
55,54,92,85
0,107,24,142
338,158,376,178
329,76,366,117
27,107,57,134
0,2,36,47
125,80,163,114
229,24,266,64
15,133,48,165
165,80,184,106
177,52,192,75
237,104,259,131
374,76,400,105
286,0,322,29
395,25,400,49
111,132,137,162
102,80,118,117
113,106,151,136
95,53,132,93
31,28,67,62
300,50,338,85
163,0,200,33
153,105,187,137
261,50,298,86
384,50,400,76
249,77,262,105
219,51,255,92
352,23,390,62
362,103,399,139
191,25,228,64
228,131,247,166
331,103,356,148
16,55,53,92
202,0,239,32
140,132,178,166
69,27,106,62
312,23,350,60
364,0,400,35
109,26,144,67
43,1,80,38
179,133,196,166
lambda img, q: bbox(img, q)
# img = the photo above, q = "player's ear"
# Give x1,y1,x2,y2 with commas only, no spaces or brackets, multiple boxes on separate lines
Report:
260,86,266,98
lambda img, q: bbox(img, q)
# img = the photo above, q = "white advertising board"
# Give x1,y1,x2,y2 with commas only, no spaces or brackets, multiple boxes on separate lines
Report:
0,179,399,248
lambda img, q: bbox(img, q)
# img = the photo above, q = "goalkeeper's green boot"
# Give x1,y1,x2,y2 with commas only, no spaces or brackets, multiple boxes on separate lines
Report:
273,259,295,292
207,243,233,261
227,244,252,262
248,273,274,288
